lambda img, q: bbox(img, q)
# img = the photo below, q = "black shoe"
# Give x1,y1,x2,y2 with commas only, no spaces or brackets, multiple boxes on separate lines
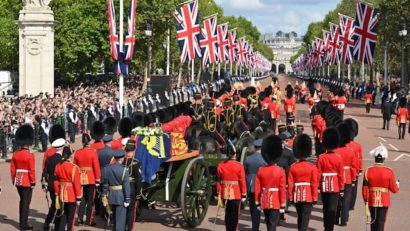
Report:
340,223,347,226
87,222,96,227
43,223,50,231
76,220,84,226
20,225,33,231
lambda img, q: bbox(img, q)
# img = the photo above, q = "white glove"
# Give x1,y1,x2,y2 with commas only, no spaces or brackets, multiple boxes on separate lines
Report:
279,209,285,214
256,205,261,211
76,200,82,206
241,197,247,203
95,183,100,187
124,202,130,208
396,180,400,188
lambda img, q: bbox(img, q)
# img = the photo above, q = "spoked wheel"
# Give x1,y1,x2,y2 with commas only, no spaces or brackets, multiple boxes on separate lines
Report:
181,157,211,227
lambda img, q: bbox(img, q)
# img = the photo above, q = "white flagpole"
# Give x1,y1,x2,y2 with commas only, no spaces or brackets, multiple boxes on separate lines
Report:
348,64,351,80
218,63,221,79
361,62,365,81
166,25,170,75
191,60,195,82
119,0,124,116
337,62,341,80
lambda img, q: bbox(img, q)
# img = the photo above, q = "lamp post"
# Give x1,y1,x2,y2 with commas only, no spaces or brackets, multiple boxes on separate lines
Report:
399,17,407,88
145,19,152,88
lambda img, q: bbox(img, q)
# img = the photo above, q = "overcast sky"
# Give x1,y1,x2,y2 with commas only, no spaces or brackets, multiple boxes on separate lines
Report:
218,0,340,36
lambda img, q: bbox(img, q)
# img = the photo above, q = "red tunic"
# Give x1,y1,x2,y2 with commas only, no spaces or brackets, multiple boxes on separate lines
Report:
111,138,124,150
335,96,347,111
10,149,36,187
362,164,399,207
74,147,101,185
347,141,363,174
317,152,344,193
284,98,296,113
312,115,326,143
42,147,57,170
364,93,373,104
90,141,105,150
254,164,286,209
260,97,271,109
54,161,82,202
288,160,319,203
397,108,409,124
216,160,246,200
335,147,358,184
268,101,280,119
239,97,248,110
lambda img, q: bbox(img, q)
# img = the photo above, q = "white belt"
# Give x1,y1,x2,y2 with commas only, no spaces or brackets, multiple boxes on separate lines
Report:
322,173,337,176
344,166,350,170
263,187,279,192
16,169,29,173
295,182,311,186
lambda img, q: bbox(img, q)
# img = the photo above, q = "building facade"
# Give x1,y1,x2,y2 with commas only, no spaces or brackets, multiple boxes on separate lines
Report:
260,31,303,74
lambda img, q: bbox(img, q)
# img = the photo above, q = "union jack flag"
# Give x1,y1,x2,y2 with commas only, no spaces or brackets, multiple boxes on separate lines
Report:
329,23,341,65
339,14,355,64
237,37,246,66
227,29,238,63
315,38,324,66
352,1,379,64
200,15,219,66
322,30,331,64
173,0,202,64
124,0,137,62
107,0,119,61
217,23,229,63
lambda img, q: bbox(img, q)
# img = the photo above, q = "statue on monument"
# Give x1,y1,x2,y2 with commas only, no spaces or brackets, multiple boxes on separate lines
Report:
23,0,51,8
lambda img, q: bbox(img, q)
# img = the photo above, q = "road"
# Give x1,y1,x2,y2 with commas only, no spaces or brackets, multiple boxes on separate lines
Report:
0,74,409,230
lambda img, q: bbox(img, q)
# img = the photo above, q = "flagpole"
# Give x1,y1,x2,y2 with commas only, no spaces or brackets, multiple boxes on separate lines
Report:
166,24,170,76
348,64,351,80
191,60,195,83
337,62,341,80
218,63,221,79
361,62,365,82
230,62,233,75
119,0,124,116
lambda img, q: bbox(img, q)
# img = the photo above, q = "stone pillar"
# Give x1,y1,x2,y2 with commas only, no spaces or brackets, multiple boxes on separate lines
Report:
18,5,54,97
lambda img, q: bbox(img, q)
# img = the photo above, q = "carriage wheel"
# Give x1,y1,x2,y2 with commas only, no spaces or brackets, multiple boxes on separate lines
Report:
181,157,211,227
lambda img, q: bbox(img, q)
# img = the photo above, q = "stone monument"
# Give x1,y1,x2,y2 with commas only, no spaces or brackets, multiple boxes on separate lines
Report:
18,0,54,96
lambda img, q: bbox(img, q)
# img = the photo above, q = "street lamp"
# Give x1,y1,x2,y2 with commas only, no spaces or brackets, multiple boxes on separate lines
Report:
399,16,407,88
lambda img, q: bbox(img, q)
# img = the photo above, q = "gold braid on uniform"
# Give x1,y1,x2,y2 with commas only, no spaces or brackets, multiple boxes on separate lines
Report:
206,111,217,133
191,104,202,121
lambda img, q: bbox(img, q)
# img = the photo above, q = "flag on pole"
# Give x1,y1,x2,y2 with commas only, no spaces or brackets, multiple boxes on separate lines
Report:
237,37,246,66
322,30,331,64
339,14,355,64
107,0,119,61
200,15,219,66
315,37,324,66
329,23,341,65
217,23,229,63
352,1,379,64
124,0,138,62
173,0,202,64
227,29,238,63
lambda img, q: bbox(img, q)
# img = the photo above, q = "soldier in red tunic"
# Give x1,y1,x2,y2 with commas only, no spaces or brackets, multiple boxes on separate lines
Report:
363,144,399,231
268,96,280,134
335,90,347,120
10,125,36,230
112,117,134,150
254,135,286,231
74,133,101,226
288,134,319,231
54,147,82,231
397,97,409,139
284,91,296,126
90,121,106,150
317,128,344,231
364,90,373,113
216,143,247,231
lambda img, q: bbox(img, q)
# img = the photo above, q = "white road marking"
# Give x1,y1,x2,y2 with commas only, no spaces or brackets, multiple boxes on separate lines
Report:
389,144,399,151
394,154,410,161
378,137,386,142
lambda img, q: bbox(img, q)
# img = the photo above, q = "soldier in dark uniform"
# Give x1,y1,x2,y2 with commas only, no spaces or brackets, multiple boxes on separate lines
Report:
102,149,131,231
67,105,78,143
10,125,36,230
203,100,226,148
220,99,235,139
381,98,393,130
41,125,66,231
189,93,205,124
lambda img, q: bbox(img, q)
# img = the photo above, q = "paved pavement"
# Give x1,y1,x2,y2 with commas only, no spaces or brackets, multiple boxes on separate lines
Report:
0,74,409,230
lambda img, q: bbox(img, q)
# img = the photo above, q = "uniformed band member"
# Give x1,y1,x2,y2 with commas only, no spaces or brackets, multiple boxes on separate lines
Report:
254,135,286,231
397,97,409,139
101,149,131,231
90,121,106,150
74,133,101,226
190,93,205,123
10,124,36,230
284,90,296,125
216,142,247,231
335,90,347,120
288,134,319,231
317,128,344,231
112,117,133,150
41,124,66,231
364,91,373,113
363,144,399,231
54,147,82,231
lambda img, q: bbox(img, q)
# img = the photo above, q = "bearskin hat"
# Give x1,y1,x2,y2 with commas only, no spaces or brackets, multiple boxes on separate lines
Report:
118,117,133,138
336,122,351,146
131,112,146,128
338,89,345,97
145,113,155,126
264,86,273,97
258,91,266,101
343,118,358,140
293,134,312,159
91,121,105,141
323,127,340,151
399,97,407,108
103,117,117,135
155,109,167,123
82,133,92,146
286,89,294,98
49,124,66,143
247,86,257,95
261,135,283,164
15,124,34,146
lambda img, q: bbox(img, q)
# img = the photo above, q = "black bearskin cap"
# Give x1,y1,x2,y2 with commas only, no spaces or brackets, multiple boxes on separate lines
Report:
343,118,358,139
338,89,345,97
49,124,66,143
261,135,283,164
91,121,105,141
104,117,117,134
131,112,146,128
323,127,340,150
16,124,34,146
118,117,133,138
264,86,273,97
247,86,257,95
258,91,266,101
293,134,312,159
82,133,92,146
336,122,351,146
145,113,155,126
399,97,407,108
286,89,294,98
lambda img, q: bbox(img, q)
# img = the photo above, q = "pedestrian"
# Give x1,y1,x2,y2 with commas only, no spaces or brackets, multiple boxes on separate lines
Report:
364,91,373,113
101,149,131,231
54,146,82,231
216,143,247,231
288,134,319,231
244,138,266,231
10,124,36,230
317,128,345,231
363,144,399,231
74,133,101,227
41,124,66,231
381,98,393,130
254,135,286,231
396,97,409,139
67,105,78,143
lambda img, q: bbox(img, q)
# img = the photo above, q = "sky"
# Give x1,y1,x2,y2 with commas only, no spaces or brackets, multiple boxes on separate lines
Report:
218,0,340,36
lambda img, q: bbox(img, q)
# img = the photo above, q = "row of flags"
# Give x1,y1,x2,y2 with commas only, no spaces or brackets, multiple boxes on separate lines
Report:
173,0,271,72
293,1,379,72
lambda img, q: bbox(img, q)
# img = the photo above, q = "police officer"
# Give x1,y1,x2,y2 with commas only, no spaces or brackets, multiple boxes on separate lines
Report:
102,149,131,231
363,145,399,231
10,125,36,230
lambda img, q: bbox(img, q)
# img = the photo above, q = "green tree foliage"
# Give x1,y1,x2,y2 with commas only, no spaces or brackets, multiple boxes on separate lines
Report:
0,1,22,71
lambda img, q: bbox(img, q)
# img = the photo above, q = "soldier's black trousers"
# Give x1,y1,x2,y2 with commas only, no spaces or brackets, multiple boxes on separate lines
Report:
366,104,371,113
370,207,388,231
17,186,32,229
248,193,261,231
126,183,137,231
263,209,280,231
68,123,77,143
57,202,76,231
45,190,59,227
336,184,352,225
382,120,390,130
78,185,96,225
225,200,240,231
350,180,358,210
295,202,312,231
398,123,406,139
40,134,48,152
321,192,339,231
